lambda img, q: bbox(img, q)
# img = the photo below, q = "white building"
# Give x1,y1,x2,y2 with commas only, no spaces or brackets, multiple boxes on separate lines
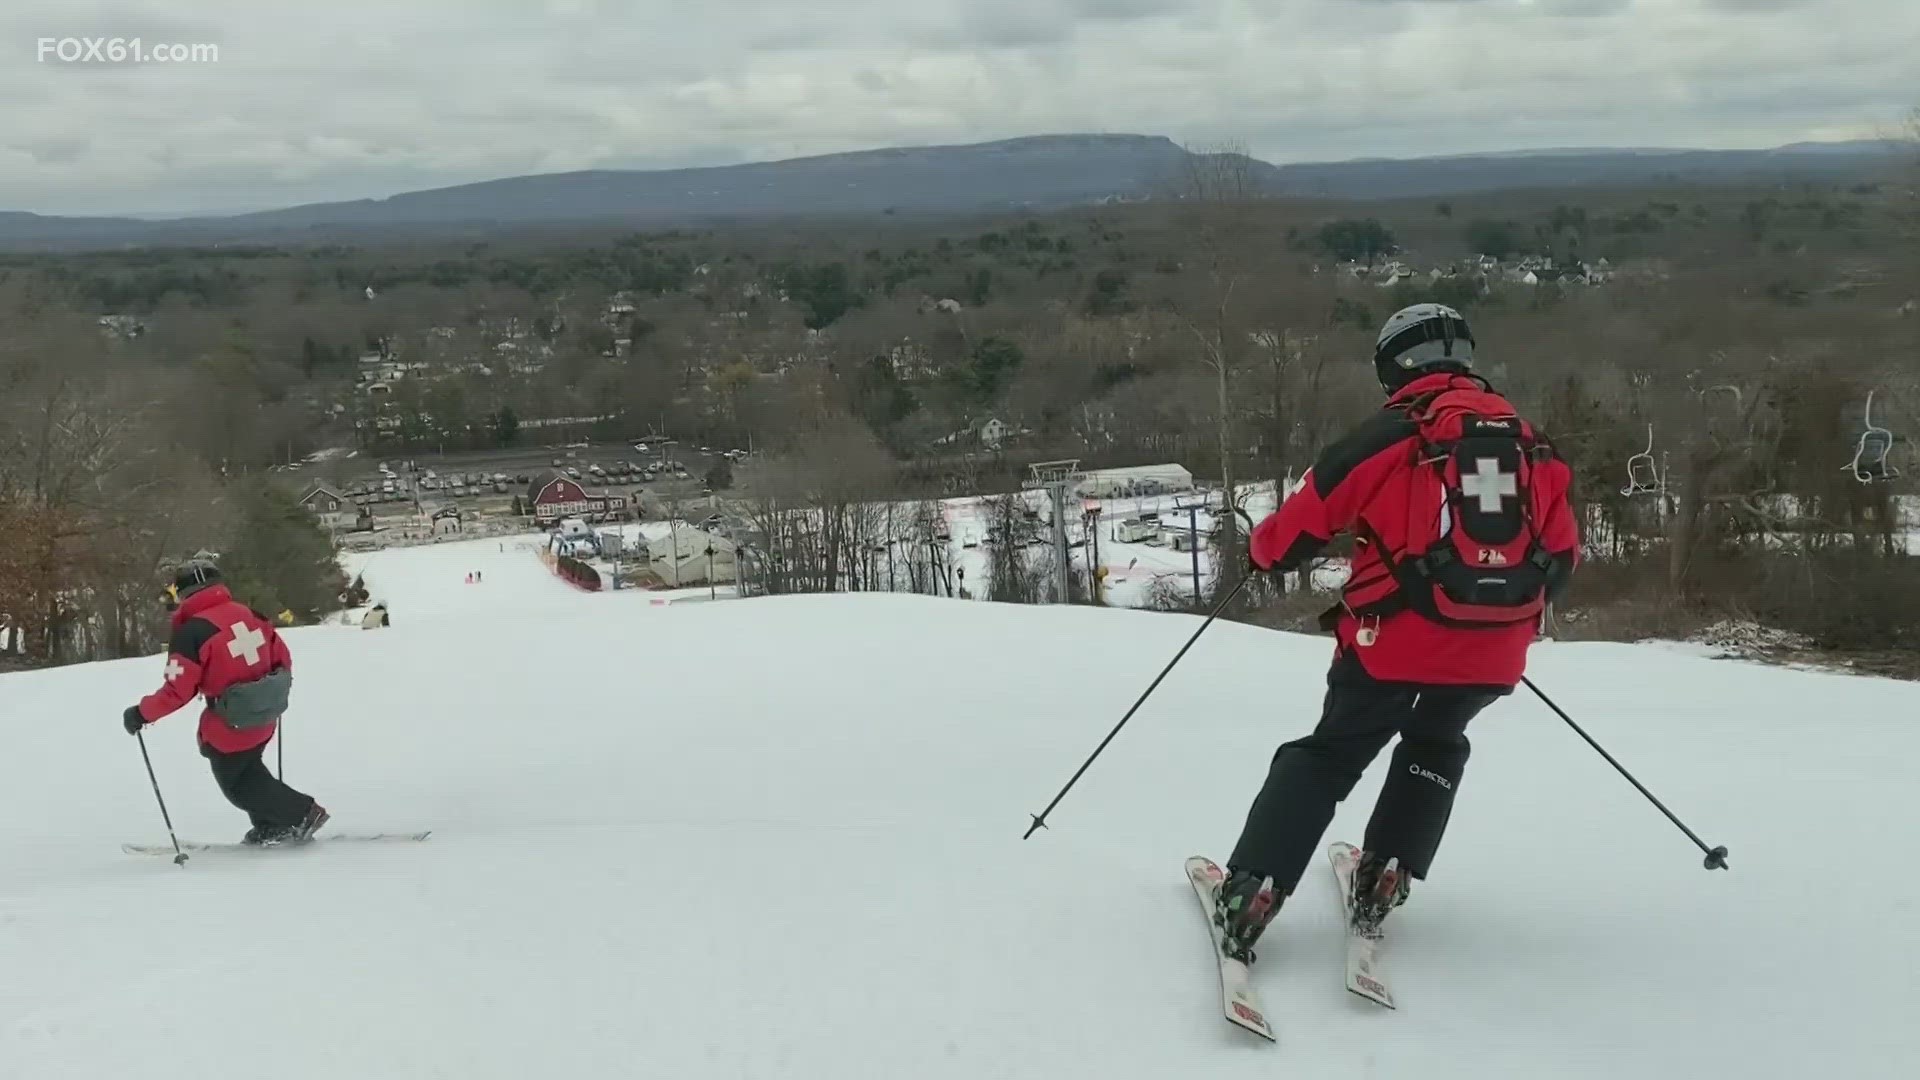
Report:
1074,463,1195,499
635,521,738,585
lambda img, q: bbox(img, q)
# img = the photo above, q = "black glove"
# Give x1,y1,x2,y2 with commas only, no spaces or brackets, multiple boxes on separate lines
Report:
122,705,145,735
1245,551,1267,577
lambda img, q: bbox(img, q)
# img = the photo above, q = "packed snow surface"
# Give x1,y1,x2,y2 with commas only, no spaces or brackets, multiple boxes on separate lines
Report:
2,534,1914,1078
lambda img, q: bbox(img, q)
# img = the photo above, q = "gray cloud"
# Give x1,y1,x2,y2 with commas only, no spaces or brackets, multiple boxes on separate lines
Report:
18,134,89,164
0,0,1911,215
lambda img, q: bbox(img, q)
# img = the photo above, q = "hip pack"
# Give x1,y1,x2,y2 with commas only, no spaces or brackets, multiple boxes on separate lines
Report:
209,666,292,728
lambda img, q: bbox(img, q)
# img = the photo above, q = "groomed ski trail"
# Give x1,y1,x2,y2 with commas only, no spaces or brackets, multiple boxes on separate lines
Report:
0,534,1913,1078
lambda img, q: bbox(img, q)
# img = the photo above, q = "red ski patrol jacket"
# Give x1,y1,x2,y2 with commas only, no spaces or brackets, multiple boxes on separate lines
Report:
136,584,293,753
1249,372,1580,688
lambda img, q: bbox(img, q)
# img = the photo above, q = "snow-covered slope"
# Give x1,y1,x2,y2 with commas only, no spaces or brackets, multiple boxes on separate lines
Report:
2,535,1913,1078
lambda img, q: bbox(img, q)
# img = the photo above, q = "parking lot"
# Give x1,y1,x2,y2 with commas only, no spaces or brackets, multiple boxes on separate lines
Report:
289,438,748,521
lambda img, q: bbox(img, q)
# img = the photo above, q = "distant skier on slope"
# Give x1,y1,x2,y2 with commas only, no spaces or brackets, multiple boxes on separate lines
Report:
1217,303,1579,958
122,560,328,846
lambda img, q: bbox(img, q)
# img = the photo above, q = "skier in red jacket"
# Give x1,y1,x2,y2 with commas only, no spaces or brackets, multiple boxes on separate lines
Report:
122,560,328,845
1215,303,1579,960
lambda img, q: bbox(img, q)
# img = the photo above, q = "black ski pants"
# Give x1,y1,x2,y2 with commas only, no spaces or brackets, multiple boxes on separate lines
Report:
201,740,314,831
1227,676,1500,893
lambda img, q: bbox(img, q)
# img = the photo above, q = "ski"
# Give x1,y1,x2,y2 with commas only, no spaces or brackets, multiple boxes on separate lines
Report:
1184,856,1277,1042
1327,841,1396,1009
124,831,431,856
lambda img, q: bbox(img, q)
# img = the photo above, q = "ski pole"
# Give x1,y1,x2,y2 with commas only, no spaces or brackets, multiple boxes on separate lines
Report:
1522,676,1728,871
1024,574,1252,838
135,730,189,866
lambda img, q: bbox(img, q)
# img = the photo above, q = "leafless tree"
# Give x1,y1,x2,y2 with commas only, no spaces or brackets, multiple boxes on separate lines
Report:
732,409,898,593
981,492,1047,604
1150,140,1278,602
0,308,204,662
1180,140,1260,205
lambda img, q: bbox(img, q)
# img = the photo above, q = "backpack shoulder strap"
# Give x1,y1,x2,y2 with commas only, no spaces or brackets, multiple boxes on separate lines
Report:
1395,388,1446,422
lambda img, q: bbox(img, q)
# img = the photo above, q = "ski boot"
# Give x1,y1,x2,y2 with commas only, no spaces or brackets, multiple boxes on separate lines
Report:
288,803,330,843
257,804,329,848
1214,868,1284,963
241,824,269,846
1348,851,1411,939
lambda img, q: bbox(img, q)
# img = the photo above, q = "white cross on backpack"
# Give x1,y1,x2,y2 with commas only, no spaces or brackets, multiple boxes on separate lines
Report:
1459,457,1517,513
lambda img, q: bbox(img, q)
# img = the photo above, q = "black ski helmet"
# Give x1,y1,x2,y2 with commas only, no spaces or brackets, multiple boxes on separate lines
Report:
1373,303,1474,393
167,558,222,605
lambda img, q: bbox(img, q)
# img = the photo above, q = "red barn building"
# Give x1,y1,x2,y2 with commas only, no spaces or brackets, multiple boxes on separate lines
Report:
525,470,627,526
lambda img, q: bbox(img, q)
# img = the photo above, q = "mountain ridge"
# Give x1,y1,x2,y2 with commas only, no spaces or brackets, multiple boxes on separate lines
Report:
0,134,1905,250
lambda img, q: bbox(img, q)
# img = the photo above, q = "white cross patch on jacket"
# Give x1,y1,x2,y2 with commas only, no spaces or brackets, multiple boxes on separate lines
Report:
164,657,184,681
228,623,267,666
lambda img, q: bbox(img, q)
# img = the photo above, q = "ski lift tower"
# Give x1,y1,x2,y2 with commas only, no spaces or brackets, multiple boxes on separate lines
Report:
1173,491,1209,605
1024,459,1081,604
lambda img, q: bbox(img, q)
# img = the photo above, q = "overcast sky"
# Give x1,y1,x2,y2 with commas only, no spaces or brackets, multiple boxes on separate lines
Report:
4,0,1914,216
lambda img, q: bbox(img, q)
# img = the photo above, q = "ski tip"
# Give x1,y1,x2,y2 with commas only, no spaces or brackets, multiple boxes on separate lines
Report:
1185,856,1224,886
1347,985,1397,1010
1228,1002,1277,1041
1348,970,1397,1009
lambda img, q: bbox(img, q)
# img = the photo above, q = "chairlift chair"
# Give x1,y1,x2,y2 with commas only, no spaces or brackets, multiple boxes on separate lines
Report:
1843,390,1900,484
1622,424,1662,496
